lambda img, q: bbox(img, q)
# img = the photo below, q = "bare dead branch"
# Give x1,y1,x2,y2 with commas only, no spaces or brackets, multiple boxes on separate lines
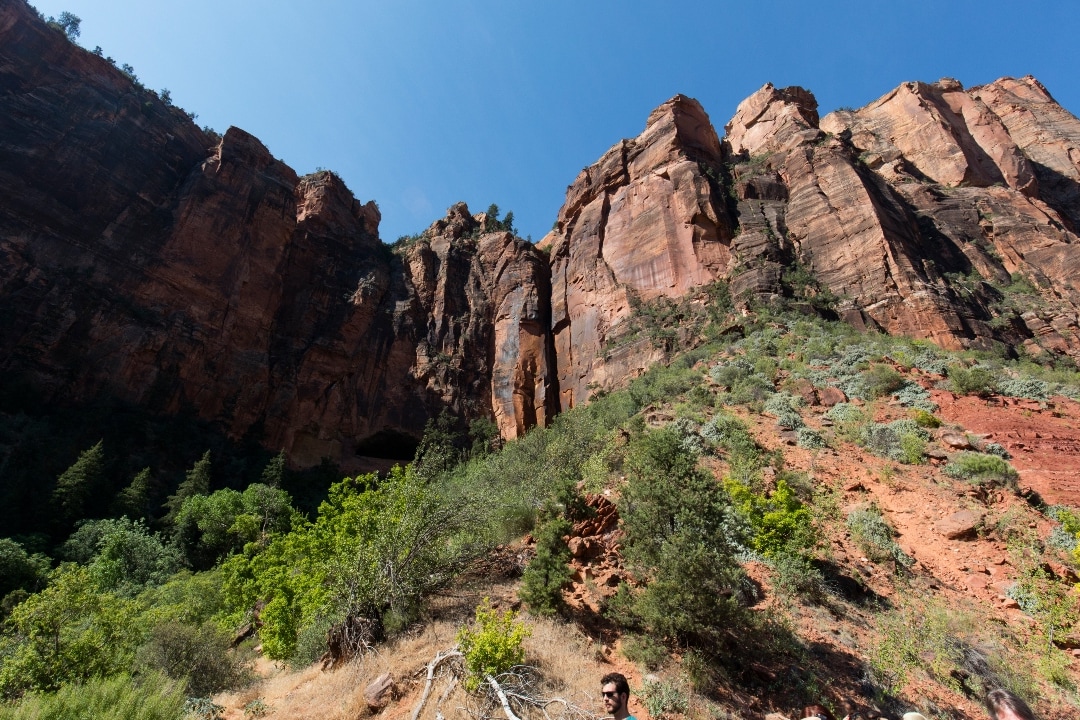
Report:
486,674,522,720
412,648,463,720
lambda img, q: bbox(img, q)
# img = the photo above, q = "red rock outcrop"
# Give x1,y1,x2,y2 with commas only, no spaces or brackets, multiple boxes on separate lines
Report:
820,76,1080,357
6,0,1080,466
543,95,735,408
0,1,553,467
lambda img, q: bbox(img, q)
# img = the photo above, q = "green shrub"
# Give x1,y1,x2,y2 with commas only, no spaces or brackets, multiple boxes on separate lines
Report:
894,382,937,411
0,565,146,697
617,427,749,644
870,601,993,696
996,376,1051,401
183,698,224,720
912,409,942,428
823,402,864,425
771,551,827,600
621,634,668,670
944,452,1019,489
640,678,689,718
700,414,761,467
858,364,906,400
0,672,184,720
518,515,572,616
289,613,335,669
859,420,929,464
847,505,913,567
135,621,250,696
948,365,998,397
681,649,718,693
243,699,270,718
796,427,827,449
724,478,815,557
456,600,530,692
763,393,803,429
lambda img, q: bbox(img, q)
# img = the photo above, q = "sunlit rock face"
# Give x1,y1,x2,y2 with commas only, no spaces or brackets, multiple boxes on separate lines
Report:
542,95,736,408
4,0,1080,467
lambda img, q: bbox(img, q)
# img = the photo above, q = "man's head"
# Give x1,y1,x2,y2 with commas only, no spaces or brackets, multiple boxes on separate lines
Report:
985,689,1037,720
601,672,630,719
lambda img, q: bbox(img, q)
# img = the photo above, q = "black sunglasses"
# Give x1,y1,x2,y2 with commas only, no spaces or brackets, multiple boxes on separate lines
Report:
602,691,621,698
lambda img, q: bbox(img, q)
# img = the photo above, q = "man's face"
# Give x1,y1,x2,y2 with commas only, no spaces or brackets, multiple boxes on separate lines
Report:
602,683,625,715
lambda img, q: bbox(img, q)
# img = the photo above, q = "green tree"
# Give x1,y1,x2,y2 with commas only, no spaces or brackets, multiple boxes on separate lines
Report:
114,467,153,519
51,441,105,523
0,540,50,606
222,466,482,660
47,11,81,39
164,450,211,525
518,511,571,616
60,518,181,596
616,427,748,644
0,565,144,697
260,450,286,488
174,483,293,568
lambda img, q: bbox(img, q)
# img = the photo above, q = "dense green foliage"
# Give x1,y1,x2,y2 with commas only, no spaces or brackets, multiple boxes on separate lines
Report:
615,427,749,644
0,565,144,696
0,672,184,720
518,513,572,616
221,465,484,659
456,601,529,692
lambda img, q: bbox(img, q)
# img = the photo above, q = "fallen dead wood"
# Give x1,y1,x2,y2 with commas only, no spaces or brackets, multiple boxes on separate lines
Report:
411,648,463,720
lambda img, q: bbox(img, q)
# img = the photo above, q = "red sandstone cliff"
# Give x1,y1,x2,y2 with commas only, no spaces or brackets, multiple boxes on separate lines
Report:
541,95,735,408
540,77,1080,405
4,0,1080,465
0,1,553,467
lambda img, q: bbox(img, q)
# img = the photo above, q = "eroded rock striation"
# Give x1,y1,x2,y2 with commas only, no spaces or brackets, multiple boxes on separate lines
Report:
541,95,735,408
0,1,553,467
4,0,1080,466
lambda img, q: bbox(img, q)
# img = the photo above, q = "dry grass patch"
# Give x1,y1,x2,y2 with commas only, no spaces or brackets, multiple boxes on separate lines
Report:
213,582,619,720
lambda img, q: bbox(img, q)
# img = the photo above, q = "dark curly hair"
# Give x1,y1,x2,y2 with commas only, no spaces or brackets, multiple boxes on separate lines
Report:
600,672,629,698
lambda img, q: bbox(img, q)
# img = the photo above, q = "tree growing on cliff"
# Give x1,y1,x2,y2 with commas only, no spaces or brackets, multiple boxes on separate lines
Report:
46,11,81,39
163,451,212,526
52,441,105,524
114,467,153,520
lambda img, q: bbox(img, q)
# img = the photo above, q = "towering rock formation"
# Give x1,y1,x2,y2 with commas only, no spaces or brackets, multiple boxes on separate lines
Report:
3,0,1080,467
542,95,735,408
0,1,553,468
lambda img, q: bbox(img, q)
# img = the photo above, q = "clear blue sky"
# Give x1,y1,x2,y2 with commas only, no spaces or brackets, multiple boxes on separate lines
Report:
31,0,1080,244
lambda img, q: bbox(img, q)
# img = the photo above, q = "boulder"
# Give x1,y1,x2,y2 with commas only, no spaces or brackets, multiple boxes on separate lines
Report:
935,509,984,539
364,673,396,710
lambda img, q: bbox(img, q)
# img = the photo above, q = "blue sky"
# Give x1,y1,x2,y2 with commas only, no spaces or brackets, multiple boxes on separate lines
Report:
31,0,1080,244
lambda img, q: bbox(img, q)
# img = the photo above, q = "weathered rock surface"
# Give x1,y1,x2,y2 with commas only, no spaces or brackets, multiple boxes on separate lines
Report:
5,0,1080,467
543,95,735,407
0,2,552,468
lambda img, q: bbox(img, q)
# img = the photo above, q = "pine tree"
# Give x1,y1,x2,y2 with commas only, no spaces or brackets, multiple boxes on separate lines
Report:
518,507,572,615
52,440,105,522
114,467,152,519
164,450,212,525
260,450,286,488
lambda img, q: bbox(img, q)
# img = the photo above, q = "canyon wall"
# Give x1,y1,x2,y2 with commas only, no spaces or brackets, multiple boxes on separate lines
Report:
3,0,1080,466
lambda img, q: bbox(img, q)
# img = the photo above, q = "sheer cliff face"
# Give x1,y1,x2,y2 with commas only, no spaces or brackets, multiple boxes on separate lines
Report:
544,78,1080,407
5,0,1080,465
0,1,554,467
543,96,736,409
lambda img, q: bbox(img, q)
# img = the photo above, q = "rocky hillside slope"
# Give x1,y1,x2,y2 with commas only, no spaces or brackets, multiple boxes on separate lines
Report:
3,0,1080,468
